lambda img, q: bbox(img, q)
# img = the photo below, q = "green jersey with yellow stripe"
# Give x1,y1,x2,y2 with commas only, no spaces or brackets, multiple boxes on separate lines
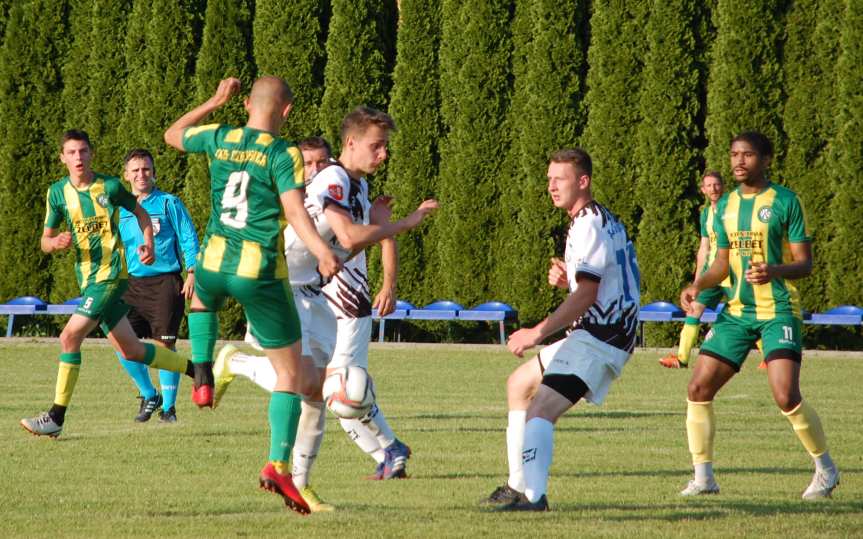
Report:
700,204,732,289
182,124,305,280
713,182,811,320
44,174,137,289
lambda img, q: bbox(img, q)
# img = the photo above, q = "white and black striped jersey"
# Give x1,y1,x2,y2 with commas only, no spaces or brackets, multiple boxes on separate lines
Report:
323,254,372,319
283,162,370,294
565,201,641,352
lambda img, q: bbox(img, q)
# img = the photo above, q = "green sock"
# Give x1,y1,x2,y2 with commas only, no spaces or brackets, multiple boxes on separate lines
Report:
188,311,218,364
268,391,303,462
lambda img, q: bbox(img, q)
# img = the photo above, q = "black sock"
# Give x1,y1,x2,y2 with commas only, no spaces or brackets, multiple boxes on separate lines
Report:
193,361,214,387
48,404,67,426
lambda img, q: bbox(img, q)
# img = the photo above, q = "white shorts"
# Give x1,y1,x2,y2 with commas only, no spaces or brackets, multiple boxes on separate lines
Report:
537,329,631,405
327,316,372,369
244,288,336,368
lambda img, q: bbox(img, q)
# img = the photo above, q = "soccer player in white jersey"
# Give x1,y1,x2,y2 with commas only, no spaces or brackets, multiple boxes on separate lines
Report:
213,107,438,512
484,148,641,511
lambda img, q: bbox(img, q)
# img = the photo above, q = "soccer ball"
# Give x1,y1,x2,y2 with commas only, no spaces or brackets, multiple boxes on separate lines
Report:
322,366,376,419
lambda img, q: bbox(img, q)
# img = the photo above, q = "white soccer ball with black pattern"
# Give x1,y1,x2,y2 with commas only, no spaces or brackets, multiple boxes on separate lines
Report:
322,366,376,419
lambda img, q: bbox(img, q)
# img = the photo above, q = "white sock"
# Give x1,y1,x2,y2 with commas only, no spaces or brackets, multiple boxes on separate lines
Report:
694,462,714,484
506,410,527,491
340,417,385,463
814,451,835,473
229,352,276,392
522,417,554,503
361,404,396,449
291,400,326,489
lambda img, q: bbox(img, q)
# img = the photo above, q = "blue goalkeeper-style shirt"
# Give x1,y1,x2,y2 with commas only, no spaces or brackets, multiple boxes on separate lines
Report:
119,188,199,277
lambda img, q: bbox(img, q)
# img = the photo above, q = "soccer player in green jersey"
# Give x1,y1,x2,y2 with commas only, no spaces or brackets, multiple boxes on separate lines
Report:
20,130,193,438
679,131,839,500
164,76,340,515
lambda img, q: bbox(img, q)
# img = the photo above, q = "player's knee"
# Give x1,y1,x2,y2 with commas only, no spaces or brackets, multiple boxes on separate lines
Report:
506,369,535,401
58,327,84,351
687,379,714,401
771,390,801,412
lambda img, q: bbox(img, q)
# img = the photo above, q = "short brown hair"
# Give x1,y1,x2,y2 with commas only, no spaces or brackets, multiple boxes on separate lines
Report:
60,129,92,151
549,148,592,177
340,106,396,143
298,136,332,157
702,170,722,182
123,148,156,174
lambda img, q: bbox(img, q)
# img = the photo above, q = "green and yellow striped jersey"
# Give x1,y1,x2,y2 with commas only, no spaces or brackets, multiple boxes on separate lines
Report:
44,174,137,289
714,182,811,320
699,204,731,289
182,124,305,280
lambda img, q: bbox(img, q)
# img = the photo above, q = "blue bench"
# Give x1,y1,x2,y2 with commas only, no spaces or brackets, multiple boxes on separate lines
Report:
372,300,519,344
2,296,80,337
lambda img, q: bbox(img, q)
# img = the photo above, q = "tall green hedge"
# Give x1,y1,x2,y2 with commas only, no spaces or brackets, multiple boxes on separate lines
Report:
252,0,328,139
119,0,203,195
434,0,512,307
703,0,785,176
580,0,648,236
384,0,442,306
826,0,863,308
60,0,92,131
0,1,70,302
318,0,397,147
634,0,703,304
781,0,842,312
493,0,589,324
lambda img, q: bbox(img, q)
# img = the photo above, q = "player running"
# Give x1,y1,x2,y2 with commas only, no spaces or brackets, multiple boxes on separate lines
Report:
21,131,194,438
487,148,640,511
678,131,838,500
164,76,341,515
213,108,438,512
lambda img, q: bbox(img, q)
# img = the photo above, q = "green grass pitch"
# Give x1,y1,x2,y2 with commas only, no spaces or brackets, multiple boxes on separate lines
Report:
1,341,861,538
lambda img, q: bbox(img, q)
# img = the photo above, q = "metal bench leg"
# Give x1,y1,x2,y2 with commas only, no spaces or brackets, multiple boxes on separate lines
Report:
499,321,505,344
378,319,386,343
6,314,14,338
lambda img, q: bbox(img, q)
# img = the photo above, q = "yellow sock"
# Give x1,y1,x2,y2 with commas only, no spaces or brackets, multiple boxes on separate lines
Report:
756,339,764,358
272,460,290,475
677,323,700,364
783,400,828,456
54,362,80,407
686,400,715,464
148,343,189,373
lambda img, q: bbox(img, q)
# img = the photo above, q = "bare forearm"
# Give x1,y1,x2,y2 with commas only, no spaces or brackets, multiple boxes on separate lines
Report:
164,100,219,150
380,238,398,290
693,259,728,291
533,285,597,341
770,260,812,280
40,235,54,253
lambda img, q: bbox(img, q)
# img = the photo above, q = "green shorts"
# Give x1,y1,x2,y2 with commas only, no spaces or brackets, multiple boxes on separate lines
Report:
195,266,300,349
700,310,802,371
694,286,724,310
76,279,130,333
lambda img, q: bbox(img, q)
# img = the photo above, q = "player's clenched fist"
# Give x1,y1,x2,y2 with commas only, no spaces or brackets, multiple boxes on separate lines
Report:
370,195,394,225
317,250,342,280
137,244,155,265
210,77,241,108
52,231,72,251
680,284,699,314
548,257,567,289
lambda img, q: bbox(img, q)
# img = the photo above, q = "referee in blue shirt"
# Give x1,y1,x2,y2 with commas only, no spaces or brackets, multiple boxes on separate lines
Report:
118,149,199,422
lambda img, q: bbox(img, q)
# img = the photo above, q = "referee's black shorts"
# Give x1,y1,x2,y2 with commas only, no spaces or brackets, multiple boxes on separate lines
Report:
124,273,185,346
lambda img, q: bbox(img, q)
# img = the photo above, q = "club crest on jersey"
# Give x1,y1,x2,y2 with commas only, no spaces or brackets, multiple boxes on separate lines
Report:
328,184,344,201
96,194,109,208
757,206,772,223
150,217,161,235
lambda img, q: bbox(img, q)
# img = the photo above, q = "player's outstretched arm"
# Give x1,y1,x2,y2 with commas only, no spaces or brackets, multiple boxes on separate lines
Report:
280,189,341,279
131,203,155,265
40,227,71,254
326,198,438,253
164,77,240,151
508,278,600,357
